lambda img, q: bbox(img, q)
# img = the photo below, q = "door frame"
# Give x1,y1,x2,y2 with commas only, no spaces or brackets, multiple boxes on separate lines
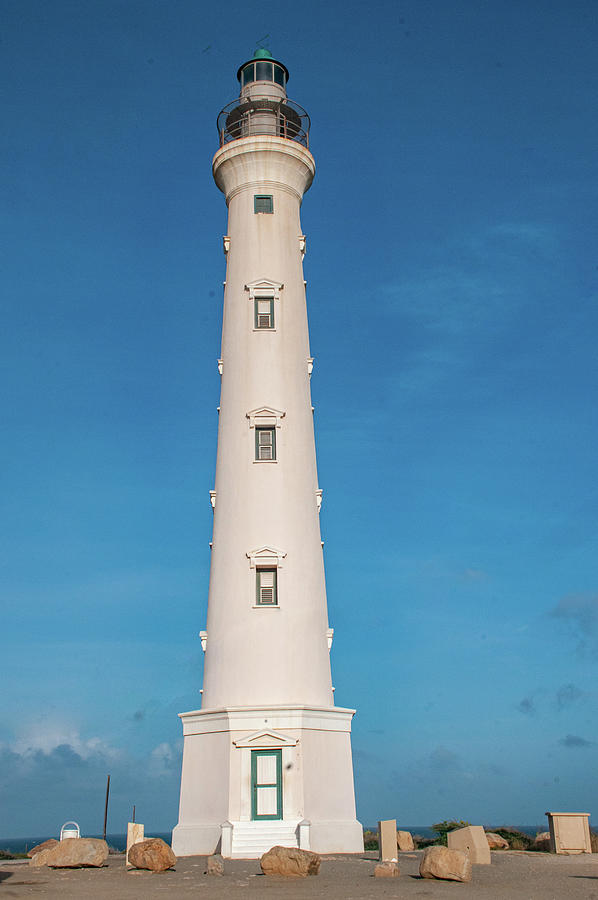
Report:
251,748,283,820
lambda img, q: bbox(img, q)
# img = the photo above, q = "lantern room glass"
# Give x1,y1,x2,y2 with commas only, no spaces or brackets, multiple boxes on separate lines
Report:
241,61,286,88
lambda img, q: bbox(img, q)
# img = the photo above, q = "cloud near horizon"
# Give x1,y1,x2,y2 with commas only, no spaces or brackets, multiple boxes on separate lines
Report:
0,728,182,837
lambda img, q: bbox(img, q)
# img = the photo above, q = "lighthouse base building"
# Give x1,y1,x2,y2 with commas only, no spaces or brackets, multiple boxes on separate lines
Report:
172,706,363,857
171,51,363,859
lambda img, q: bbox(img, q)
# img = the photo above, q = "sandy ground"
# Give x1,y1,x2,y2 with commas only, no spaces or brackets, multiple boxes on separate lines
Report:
1,850,597,899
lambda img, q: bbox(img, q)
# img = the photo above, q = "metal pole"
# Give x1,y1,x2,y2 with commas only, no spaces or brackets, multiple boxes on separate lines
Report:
132,805,136,824
103,774,110,841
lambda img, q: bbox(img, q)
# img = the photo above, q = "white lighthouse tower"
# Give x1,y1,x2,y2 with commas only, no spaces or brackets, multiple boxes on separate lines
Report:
171,50,363,859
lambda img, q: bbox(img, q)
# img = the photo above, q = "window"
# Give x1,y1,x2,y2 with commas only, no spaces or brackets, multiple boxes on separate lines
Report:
256,568,277,605
241,63,255,86
256,426,276,460
256,60,273,82
254,194,273,214
245,280,282,327
254,297,274,329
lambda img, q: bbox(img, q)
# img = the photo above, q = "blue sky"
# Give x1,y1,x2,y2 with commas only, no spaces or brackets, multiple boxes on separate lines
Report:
2,0,597,838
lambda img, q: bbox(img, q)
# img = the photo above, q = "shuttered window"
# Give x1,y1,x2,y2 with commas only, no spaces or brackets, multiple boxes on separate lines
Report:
254,194,274,214
255,297,274,329
256,568,277,605
256,427,276,460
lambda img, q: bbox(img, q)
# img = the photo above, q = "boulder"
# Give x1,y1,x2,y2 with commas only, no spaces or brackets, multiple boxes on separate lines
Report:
374,861,400,877
486,832,509,850
128,838,176,873
206,854,224,875
29,848,56,868
534,832,551,852
260,845,321,877
397,830,415,851
29,838,108,868
420,845,472,883
27,839,59,858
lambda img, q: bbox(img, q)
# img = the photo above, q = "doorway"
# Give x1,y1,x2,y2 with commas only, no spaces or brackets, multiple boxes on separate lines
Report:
251,749,282,820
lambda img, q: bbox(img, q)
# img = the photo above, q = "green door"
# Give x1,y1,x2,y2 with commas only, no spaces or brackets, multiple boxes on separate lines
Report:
251,749,282,820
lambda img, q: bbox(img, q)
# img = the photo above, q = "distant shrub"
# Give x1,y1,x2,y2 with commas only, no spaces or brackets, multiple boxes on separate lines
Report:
431,820,471,847
492,828,534,851
413,834,436,848
363,830,379,851
590,831,598,853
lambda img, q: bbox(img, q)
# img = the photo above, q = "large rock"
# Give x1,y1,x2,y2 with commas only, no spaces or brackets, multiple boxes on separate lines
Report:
374,861,400,877
486,832,509,850
260,845,321,877
397,830,415,851
29,848,56,867
27,839,59,858
534,832,551,851
29,838,108,868
128,838,176,873
420,846,472,882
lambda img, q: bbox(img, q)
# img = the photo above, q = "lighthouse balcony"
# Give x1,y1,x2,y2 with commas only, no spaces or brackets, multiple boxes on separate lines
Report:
217,95,310,148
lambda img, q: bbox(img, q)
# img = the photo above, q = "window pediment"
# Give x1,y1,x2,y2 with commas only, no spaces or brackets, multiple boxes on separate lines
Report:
233,729,297,749
245,279,283,300
246,406,285,429
247,546,287,568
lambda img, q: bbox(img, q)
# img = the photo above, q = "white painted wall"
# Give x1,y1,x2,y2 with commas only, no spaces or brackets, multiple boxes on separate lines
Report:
201,136,333,710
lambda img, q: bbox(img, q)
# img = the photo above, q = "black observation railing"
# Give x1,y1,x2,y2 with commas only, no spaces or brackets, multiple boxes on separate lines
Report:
217,96,310,148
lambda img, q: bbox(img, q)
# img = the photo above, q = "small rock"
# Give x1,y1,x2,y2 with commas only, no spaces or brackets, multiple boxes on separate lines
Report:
128,838,176,873
27,839,59,858
397,830,415,851
534,832,551,852
206,854,224,875
374,861,400,877
29,838,108,869
420,845,472,883
486,832,509,850
260,845,321,877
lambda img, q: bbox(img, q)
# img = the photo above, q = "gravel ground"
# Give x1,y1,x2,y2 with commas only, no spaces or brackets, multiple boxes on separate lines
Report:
1,850,597,899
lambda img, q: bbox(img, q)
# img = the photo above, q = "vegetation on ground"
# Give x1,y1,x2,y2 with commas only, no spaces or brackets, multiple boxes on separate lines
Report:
0,849,28,860
363,830,379,850
492,827,550,850
363,824,598,853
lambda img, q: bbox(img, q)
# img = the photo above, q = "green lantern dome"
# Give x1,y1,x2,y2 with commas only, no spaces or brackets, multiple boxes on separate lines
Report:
253,48,273,59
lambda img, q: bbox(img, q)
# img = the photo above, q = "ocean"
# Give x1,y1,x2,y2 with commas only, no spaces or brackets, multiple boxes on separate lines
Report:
1,826,548,855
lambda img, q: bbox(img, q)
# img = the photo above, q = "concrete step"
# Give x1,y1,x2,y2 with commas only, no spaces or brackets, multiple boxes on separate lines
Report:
230,821,300,859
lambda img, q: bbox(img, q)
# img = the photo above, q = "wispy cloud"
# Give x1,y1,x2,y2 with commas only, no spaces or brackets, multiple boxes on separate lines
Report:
11,723,120,761
555,683,584,710
518,697,536,716
429,746,462,774
551,593,598,656
559,734,593,749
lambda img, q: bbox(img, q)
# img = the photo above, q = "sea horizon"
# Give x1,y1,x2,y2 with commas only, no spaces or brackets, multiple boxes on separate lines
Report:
0,825,557,855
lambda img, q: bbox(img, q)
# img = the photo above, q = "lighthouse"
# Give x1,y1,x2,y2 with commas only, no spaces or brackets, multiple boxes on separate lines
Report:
171,50,363,859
